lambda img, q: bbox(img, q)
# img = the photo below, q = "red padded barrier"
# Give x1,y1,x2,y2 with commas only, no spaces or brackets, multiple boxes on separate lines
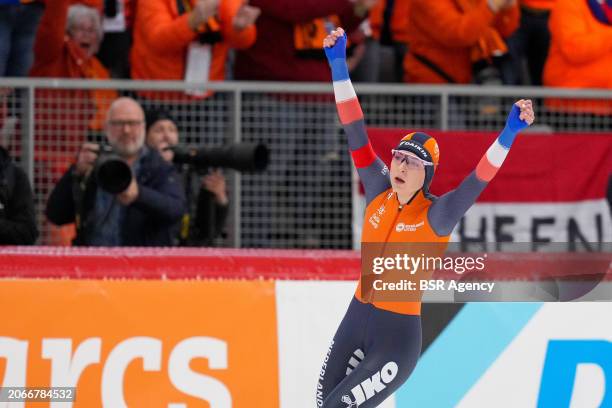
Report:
0,246,361,280
0,247,609,281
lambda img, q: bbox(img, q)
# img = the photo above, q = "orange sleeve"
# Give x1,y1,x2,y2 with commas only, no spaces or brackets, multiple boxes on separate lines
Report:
218,0,257,49
369,0,385,40
410,0,496,48
549,0,612,65
31,0,70,73
494,3,520,38
521,0,556,11
136,0,198,53
391,0,411,44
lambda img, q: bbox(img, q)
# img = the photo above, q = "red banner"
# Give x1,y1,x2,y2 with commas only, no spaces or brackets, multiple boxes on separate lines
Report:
366,130,612,202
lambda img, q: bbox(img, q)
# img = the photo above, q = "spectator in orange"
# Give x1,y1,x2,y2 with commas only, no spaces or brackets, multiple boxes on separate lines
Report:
130,0,259,100
506,0,556,85
403,0,519,84
30,0,116,132
542,0,612,116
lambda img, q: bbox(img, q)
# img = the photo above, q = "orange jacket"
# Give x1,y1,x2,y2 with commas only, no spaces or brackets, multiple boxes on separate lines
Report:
130,0,256,99
403,0,519,84
30,0,110,83
521,0,556,11
369,0,411,44
543,0,612,114
29,0,116,133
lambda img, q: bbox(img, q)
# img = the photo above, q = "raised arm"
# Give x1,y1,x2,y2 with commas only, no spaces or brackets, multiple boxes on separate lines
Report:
30,0,71,73
429,100,534,236
324,28,391,205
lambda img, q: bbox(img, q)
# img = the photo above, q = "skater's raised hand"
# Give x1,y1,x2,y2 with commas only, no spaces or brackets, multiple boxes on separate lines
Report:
323,27,347,64
506,99,535,133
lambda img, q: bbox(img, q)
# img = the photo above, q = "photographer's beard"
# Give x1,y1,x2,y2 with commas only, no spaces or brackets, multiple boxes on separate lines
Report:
110,132,145,160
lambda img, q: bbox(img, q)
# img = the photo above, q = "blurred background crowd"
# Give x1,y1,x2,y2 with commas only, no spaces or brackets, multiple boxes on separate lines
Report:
3,0,611,88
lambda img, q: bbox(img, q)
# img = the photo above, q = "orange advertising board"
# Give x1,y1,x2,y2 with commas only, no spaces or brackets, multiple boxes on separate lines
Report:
0,279,279,407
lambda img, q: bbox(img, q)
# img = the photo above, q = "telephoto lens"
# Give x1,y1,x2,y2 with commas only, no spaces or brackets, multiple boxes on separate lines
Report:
171,143,269,172
94,145,133,194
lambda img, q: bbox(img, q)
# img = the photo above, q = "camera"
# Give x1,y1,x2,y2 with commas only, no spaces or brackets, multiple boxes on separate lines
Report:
169,142,269,246
171,142,269,172
93,144,133,194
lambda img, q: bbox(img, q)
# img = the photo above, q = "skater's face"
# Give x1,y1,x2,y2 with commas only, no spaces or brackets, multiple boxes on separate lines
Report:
390,150,426,196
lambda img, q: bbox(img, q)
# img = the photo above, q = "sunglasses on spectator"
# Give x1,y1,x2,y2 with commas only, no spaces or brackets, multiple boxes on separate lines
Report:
391,149,434,169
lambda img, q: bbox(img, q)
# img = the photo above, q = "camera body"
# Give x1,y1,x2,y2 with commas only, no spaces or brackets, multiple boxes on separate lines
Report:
94,144,133,194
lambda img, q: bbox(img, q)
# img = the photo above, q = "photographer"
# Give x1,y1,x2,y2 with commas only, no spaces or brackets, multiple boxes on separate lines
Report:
145,110,228,246
0,145,38,245
45,97,186,247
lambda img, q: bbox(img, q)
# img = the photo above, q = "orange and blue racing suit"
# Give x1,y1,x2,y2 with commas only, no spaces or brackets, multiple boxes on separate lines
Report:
316,32,529,408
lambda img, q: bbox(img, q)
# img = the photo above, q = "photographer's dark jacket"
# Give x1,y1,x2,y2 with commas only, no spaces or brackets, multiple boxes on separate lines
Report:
178,169,229,247
0,147,38,245
189,187,229,246
46,148,186,246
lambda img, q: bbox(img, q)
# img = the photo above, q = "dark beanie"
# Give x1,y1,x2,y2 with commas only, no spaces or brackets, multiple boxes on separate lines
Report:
145,109,176,133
